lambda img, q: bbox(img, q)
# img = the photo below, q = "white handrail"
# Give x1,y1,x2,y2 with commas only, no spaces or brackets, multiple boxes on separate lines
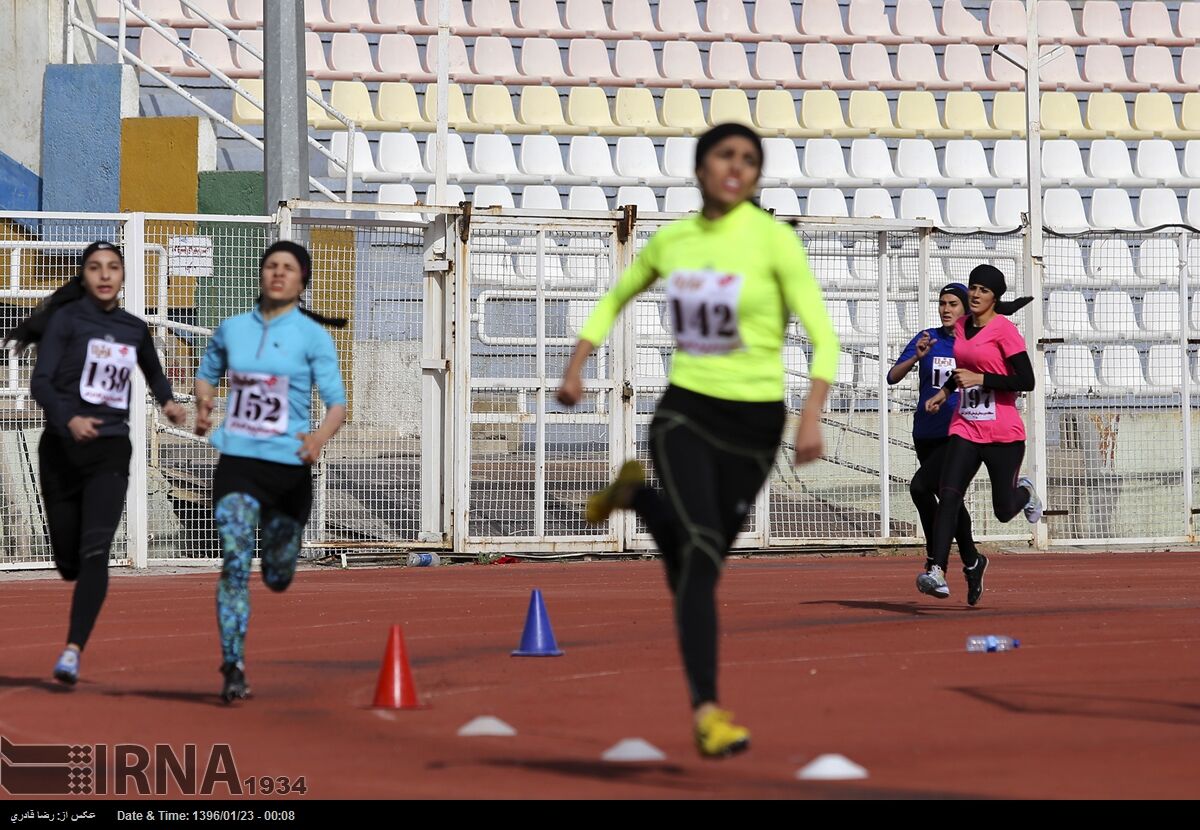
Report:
68,1,357,198
67,16,342,202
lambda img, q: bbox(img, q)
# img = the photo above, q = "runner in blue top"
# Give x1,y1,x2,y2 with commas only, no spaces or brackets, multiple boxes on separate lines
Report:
887,283,980,594
194,241,348,703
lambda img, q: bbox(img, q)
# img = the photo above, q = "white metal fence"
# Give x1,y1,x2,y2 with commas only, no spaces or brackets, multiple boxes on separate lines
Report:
1,203,1196,569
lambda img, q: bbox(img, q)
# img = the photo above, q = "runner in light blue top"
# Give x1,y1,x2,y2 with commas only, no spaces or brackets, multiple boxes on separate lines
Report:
196,301,347,465
194,240,348,704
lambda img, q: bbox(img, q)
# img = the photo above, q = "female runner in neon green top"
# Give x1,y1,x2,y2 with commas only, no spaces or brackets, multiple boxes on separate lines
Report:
557,123,840,759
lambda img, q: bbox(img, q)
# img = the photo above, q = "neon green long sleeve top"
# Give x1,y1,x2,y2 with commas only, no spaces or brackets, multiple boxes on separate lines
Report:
578,201,840,402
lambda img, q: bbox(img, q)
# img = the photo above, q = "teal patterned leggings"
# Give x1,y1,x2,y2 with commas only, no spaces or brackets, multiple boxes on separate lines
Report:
215,493,303,666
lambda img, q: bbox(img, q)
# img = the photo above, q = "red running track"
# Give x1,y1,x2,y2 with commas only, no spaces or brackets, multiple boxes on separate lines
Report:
1,552,1198,799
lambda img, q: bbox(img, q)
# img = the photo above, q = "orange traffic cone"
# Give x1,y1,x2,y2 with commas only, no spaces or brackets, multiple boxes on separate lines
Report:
372,625,421,709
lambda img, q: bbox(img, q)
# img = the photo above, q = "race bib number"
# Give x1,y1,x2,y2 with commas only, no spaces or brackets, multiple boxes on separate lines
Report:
931,356,955,389
225,372,289,438
666,270,744,356
79,338,136,409
959,385,996,421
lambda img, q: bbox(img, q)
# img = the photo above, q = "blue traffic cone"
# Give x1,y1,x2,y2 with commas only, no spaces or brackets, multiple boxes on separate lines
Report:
512,589,563,657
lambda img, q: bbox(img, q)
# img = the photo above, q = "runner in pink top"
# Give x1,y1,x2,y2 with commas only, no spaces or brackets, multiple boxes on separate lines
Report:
918,265,1043,606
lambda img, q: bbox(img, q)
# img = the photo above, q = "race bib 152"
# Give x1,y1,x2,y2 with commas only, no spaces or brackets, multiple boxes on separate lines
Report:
225,371,289,439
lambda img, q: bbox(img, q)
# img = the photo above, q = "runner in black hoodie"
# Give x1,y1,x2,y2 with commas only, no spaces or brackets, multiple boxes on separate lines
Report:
6,241,185,686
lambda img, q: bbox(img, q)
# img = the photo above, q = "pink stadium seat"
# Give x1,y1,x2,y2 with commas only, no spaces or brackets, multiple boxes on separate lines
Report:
519,37,569,85
1180,47,1200,90
1130,1,1187,46
141,0,188,27
304,31,330,77
849,42,901,89
800,0,852,43
613,41,663,85
471,0,521,35
656,0,706,39
182,1,240,29
989,43,1027,88
943,43,1004,91
1082,44,1136,92
1039,46,1085,91
708,42,757,87
516,0,568,37
304,0,335,31
847,0,899,43
376,34,432,83
419,0,469,30
704,0,752,38
1131,45,1186,93
1180,2,1200,40
752,0,800,39
230,0,263,28
184,29,237,78
610,0,657,38
662,41,706,85
800,43,849,87
896,42,949,89
325,0,391,34
139,26,190,75
894,0,945,44
373,0,432,35
754,41,802,85
326,33,378,81
1081,1,1136,45
472,36,522,85
563,0,614,36
1039,1,1085,45
566,39,617,84
943,0,989,42
421,34,471,81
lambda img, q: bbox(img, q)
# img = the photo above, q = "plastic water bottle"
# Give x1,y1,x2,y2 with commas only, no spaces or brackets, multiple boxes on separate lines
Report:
966,635,1020,653
406,553,441,567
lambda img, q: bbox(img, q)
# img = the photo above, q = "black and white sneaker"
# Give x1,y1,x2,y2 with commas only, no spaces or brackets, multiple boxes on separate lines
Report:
916,565,951,599
220,662,251,704
964,553,989,607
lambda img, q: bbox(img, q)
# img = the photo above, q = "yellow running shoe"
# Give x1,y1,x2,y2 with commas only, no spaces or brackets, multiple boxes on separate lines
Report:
584,460,645,525
694,708,751,759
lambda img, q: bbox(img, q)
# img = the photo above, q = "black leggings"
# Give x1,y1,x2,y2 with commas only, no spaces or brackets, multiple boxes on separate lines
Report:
39,432,130,650
929,436,1030,572
910,437,978,565
632,386,785,710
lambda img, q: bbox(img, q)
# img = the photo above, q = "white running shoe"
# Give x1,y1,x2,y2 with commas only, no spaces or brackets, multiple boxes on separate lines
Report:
1018,476,1043,524
916,565,951,599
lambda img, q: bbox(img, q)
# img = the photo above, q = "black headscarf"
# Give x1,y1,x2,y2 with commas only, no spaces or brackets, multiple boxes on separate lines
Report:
4,240,123,354
258,241,348,329
968,264,1033,316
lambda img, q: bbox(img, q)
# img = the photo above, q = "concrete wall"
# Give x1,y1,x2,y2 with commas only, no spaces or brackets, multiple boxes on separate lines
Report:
120,115,215,213
0,3,52,174
42,63,137,213
0,0,99,175
197,170,268,329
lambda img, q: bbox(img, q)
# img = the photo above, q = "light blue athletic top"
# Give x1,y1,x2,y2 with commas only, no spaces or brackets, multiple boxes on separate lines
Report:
197,306,346,466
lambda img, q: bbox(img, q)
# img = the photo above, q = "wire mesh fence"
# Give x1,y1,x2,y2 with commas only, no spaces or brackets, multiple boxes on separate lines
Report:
1,205,1196,568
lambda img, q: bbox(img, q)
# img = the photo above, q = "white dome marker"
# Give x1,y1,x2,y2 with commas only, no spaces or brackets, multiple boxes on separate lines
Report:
457,716,517,737
601,738,667,762
796,753,869,780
